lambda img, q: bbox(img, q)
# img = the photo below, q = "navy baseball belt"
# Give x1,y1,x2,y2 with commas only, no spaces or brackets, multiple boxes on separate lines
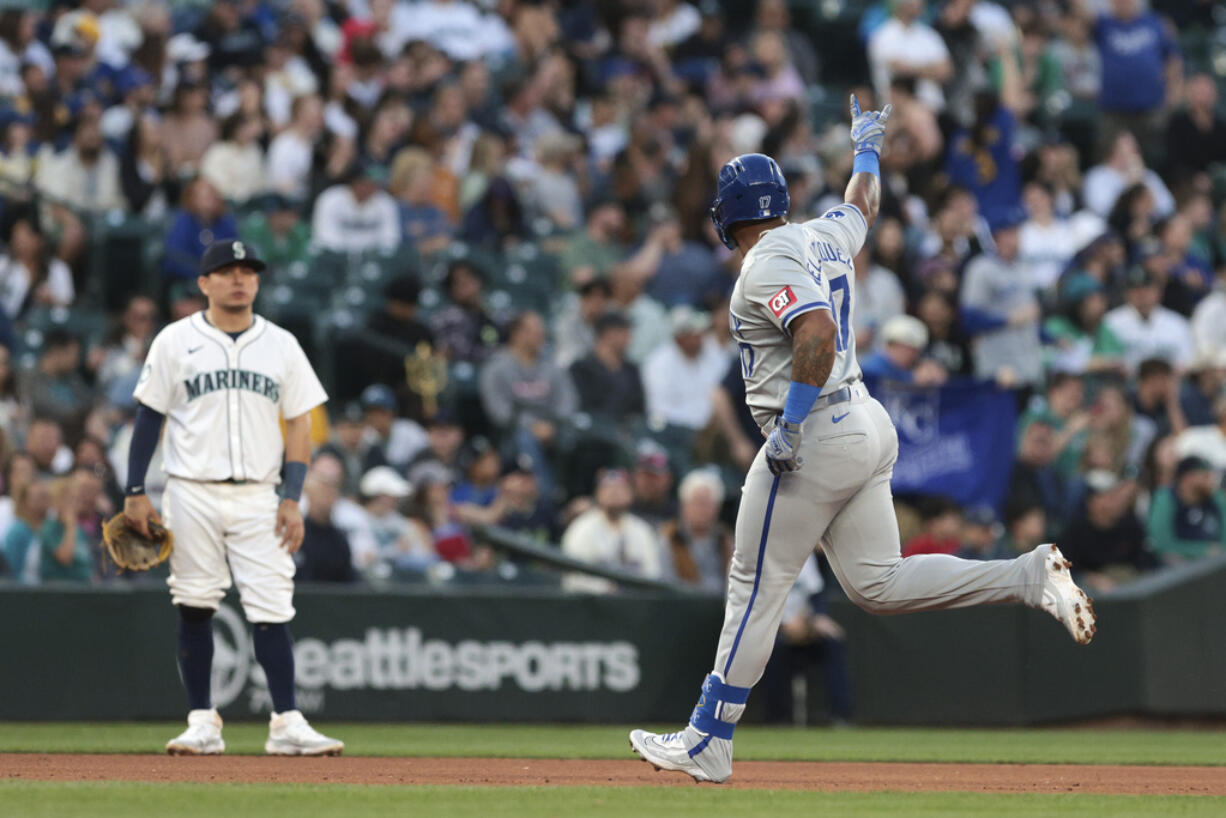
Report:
172,475,252,485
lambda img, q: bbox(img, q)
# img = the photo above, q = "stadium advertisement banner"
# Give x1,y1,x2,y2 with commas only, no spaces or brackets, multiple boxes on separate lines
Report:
5,555,1226,724
211,599,647,717
0,587,724,722
866,376,1017,510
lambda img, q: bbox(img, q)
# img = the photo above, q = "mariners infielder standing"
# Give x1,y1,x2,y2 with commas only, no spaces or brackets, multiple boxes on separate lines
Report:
124,239,343,756
630,97,1096,782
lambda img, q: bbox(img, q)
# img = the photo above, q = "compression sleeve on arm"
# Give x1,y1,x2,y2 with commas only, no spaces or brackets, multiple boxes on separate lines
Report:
282,461,307,503
125,403,165,496
782,381,822,425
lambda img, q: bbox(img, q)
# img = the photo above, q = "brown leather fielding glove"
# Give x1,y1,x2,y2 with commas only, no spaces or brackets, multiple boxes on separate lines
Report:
101,513,174,571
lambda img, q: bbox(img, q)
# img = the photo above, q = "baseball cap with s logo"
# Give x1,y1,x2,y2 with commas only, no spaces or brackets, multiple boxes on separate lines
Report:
199,239,267,275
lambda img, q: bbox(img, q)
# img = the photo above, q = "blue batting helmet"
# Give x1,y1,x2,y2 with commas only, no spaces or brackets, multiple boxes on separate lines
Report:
709,153,790,249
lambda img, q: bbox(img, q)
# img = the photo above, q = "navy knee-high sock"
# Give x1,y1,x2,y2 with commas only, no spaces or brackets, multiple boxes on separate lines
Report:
253,623,296,713
177,607,214,711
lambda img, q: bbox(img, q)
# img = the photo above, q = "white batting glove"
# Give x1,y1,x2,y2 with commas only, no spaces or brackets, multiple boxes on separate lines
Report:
764,419,803,476
849,94,892,156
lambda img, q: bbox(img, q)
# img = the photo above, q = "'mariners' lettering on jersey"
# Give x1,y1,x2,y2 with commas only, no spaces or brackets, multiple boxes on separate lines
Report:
184,369,280,403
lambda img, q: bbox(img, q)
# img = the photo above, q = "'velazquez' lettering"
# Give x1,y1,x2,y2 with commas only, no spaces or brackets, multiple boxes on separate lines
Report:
808,239,851,265
184,369,280,402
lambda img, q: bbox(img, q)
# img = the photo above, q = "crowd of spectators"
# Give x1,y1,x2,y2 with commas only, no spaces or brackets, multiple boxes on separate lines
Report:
0,0,1223,599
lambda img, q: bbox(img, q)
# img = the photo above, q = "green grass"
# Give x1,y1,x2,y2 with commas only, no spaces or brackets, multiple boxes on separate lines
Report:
2,723,1225,766
3,782,1225,818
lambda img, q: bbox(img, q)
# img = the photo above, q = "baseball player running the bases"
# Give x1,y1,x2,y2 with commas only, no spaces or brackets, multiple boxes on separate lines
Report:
124,239,343,756
630,97,1096,783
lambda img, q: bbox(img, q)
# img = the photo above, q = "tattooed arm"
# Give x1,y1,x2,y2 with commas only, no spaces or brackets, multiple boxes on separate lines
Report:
763,309,837,476
789,310,838,390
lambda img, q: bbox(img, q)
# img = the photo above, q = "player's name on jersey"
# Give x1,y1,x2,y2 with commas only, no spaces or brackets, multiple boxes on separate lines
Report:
808,237,852,265
184,368,281,403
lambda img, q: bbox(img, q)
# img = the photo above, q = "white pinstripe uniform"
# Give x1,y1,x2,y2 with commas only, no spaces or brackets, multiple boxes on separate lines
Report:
134,312,327,623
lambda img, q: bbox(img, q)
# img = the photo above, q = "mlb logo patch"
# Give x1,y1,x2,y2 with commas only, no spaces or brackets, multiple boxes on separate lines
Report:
768,285,796,317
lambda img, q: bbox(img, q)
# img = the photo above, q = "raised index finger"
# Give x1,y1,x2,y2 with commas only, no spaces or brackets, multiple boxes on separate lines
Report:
879,103,893,122
850,93,861,119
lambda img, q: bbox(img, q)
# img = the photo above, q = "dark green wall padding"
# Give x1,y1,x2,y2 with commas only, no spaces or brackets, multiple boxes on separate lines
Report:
1,554,1223,724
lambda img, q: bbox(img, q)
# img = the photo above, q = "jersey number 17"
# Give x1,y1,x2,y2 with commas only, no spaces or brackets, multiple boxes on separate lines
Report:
829,274,851,353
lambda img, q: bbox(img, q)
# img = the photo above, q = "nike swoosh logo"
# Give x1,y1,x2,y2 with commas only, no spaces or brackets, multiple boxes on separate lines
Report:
187,346,203,354
831,412,849,423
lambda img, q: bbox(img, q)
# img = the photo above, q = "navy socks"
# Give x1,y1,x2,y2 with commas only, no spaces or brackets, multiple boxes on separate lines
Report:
253,622,297,713
176,607,214,711
177,607,297,714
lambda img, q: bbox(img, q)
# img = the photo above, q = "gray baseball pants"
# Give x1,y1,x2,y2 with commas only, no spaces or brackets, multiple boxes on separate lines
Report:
711,387,1048,689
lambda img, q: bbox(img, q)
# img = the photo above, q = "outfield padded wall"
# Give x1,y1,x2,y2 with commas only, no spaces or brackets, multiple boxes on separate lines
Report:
1,554,1224,724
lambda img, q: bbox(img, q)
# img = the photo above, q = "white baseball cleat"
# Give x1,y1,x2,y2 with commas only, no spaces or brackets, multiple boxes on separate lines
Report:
1037,544,1097,645
629,726,732,783
265,710,344,756
166,709,225,755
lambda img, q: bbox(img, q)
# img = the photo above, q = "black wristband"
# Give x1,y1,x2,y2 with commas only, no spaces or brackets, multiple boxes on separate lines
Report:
282,461,307,503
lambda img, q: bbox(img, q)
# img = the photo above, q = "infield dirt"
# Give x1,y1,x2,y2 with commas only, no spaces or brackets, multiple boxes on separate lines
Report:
4,754,1225,795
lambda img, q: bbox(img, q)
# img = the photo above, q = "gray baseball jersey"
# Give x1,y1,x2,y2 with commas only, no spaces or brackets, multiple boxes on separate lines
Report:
728,204,867,430
701,200,1052,706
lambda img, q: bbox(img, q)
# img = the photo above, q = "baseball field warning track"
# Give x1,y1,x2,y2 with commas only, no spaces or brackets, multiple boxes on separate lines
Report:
4,754,1225,795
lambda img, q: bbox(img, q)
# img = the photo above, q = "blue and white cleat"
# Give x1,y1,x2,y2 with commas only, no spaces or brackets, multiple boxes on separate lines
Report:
629,725,732,783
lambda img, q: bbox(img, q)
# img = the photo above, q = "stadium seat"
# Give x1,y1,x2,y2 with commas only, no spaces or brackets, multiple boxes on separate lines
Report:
331,284,383,319
417,287,443,317
305,248,352,287
90,215,166,311
518,263,566,312
422,257,451,287
262,283,329,321
486,290,513,313
370,244,421,273
349,257,394,289
281,256,339,302
18,328,42,366
1210,163,1226,207
22,305,108,347
808,85,850,132
441,242,502,288
1178,29,1214,73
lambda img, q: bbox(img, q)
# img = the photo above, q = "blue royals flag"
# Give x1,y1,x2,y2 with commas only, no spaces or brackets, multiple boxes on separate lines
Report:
863,376,1017,511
